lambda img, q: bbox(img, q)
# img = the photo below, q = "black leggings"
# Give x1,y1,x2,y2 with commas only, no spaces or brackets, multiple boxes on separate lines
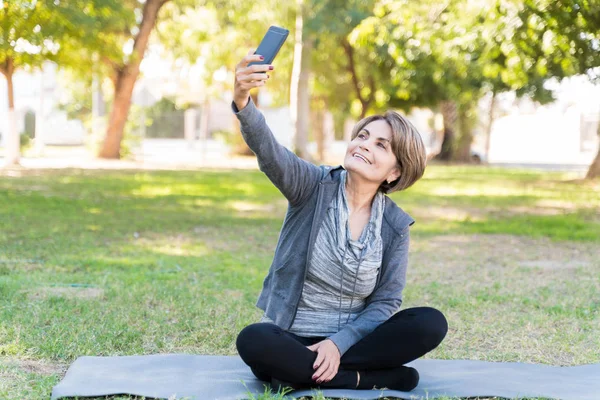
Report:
236,306,448,389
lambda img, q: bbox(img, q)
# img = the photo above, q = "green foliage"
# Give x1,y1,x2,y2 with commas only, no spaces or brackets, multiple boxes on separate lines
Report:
0,0,58,70
0,0,130,75
19,132,31,151
120,103,147,158
144,98,186,139
341,0,599,161
351,0,598,110
56,0,140,79
244,381,294,400
56,69,97,122
308,0,379,118
3,1,599,162
154,1,296,106
148,97,181,114
83,105,144,159
515,0,600,82
23,110,36,138
351,1,478,110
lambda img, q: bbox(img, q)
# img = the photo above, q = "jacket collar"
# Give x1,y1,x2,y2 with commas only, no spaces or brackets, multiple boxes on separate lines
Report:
322,165,415,234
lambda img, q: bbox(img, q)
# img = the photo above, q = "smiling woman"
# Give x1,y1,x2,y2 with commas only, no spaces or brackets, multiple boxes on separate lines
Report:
345,111,427,194
230,49,446,393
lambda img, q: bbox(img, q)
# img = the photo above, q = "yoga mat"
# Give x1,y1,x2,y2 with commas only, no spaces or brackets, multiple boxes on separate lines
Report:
51,354,600,400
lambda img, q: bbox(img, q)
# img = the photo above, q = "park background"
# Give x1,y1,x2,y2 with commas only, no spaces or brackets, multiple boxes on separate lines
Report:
1,1,599,399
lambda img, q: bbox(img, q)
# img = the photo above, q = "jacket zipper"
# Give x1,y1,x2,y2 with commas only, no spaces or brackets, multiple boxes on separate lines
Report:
288,181,327,329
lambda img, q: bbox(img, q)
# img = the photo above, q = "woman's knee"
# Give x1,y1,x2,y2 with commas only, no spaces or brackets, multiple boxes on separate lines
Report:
236,323,281,363
395,306,448,350
420,307,448,350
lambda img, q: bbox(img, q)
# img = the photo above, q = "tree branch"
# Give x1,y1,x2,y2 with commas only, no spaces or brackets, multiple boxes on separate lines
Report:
367,74,376,108
0,57,15,78
129,0,171,70
341,36,366,106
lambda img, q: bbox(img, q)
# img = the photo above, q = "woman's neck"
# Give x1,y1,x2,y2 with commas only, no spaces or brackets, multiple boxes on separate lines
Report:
345,172,379,214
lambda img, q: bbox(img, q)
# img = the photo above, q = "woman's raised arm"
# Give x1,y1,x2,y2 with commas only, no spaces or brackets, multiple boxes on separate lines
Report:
231,49,322,206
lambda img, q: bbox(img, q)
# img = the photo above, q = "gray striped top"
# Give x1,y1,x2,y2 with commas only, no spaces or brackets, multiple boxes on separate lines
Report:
261,170,385,337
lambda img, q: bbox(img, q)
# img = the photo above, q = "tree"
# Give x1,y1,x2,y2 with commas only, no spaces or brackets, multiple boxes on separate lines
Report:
96,0,171,159
0,0,132,164
511,0,600,178
290,0,314,160
152,1,295,155
0,1,62,165
587,111,600,179
306,0,377,120
57,0,176,159
155,1,416,162
348,0,597,163
291,0,381,162
350,0,489,161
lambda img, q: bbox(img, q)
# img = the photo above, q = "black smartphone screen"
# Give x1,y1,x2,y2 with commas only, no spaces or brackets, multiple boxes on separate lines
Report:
248,26,289,68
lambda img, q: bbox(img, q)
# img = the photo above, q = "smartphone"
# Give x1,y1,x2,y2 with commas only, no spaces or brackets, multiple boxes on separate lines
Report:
248,25,289,72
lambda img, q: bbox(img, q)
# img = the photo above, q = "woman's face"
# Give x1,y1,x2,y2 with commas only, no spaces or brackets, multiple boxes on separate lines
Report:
343,119,400,186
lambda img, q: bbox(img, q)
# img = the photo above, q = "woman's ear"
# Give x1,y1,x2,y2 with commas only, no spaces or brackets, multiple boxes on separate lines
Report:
386,167,401,184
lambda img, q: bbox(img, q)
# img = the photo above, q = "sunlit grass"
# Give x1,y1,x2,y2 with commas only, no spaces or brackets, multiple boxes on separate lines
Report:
0,165,598,399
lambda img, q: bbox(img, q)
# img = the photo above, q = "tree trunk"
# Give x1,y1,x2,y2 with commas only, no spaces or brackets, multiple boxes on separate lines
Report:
485,91,496,162
585,119,600,179
322,110,334,163
311,99,325,162
99,70,135,158
98,0,169,159
586,146,600,179
34,63,46,155
1,57,19,166
342,37,374,119
436,100,457,161
455,105,474,162
290,0,312,161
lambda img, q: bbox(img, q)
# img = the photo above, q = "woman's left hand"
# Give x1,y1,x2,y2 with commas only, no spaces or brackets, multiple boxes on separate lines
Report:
306,339,341,383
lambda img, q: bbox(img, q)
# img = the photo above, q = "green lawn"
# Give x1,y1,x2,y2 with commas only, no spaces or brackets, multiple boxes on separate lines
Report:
0,165,598,400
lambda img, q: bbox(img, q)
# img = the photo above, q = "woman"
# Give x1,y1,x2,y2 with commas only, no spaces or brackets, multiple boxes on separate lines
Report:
232,49,448,392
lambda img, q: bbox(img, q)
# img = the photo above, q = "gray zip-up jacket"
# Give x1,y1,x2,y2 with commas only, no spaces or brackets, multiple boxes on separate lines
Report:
231,97,415,356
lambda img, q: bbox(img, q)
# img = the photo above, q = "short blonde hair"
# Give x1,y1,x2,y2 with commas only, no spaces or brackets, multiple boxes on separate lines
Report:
351,111,426,193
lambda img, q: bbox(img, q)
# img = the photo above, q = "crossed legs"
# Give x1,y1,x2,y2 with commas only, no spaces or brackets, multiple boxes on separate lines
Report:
236,307,448,390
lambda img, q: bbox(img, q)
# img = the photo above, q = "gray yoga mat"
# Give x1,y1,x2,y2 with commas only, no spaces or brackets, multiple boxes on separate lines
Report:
51,354,599,400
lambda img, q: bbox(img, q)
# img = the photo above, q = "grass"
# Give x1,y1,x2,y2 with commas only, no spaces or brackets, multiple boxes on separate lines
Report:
0,165,598,400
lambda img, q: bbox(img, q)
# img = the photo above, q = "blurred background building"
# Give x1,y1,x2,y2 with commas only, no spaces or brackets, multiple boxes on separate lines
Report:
1,57,598,168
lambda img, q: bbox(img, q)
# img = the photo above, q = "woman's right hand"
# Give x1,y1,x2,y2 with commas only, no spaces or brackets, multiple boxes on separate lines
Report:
233,48,273,110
